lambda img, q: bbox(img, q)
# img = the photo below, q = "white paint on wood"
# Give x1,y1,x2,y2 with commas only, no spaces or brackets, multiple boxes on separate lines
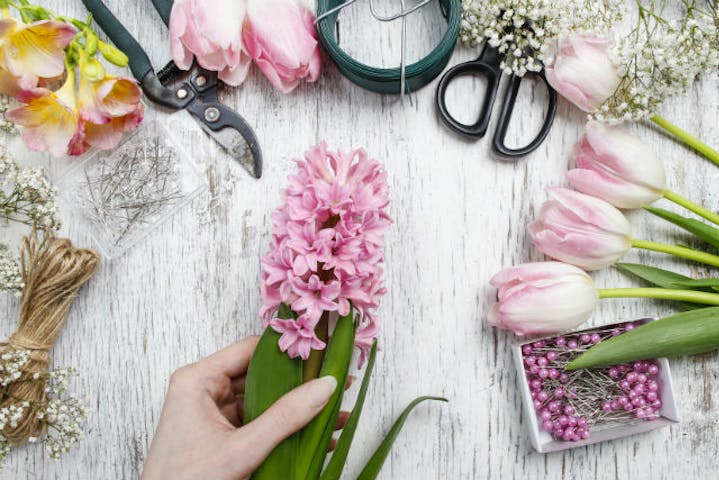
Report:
2,1,718,478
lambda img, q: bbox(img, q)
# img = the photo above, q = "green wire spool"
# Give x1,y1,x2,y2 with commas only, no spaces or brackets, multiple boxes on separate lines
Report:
316,0,461,95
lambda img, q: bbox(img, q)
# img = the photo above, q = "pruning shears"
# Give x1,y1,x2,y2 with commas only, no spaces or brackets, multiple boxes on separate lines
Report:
81,0,263,178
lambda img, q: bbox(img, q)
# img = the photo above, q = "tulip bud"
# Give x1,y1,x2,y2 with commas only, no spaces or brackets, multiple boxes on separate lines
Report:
488,262,599,335
529,188,632,271
243,0,321,93
545,33,620,112
567,121,667,209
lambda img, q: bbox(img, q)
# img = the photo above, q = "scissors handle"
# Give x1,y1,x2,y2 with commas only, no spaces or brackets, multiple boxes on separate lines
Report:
492,72,557,158
435,59,500,137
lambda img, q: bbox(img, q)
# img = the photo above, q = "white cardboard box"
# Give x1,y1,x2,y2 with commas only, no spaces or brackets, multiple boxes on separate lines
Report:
513,319,680,453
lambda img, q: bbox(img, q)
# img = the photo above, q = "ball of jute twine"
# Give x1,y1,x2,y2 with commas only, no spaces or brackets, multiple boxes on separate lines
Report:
0,230,99,445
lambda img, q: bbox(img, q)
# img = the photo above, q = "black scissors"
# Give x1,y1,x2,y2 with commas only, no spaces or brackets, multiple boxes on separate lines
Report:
81,0,263,178
435,43,557,158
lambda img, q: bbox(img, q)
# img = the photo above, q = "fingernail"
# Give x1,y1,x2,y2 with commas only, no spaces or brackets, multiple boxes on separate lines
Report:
307,375,338,408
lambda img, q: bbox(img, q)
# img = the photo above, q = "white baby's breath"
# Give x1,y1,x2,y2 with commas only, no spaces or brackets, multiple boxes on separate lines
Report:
460,0,623,76
596,0,719,122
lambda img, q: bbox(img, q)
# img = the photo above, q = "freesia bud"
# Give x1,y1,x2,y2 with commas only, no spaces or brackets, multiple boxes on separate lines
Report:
243,0,321,94
98,41,129,67
488,262,599,335
567,121,667,209
168,0,250,85
529,188,632,271
545,33,620,112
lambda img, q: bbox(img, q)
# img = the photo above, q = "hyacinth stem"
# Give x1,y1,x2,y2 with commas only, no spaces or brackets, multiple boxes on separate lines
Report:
651,114,719,167
303,312,328,383
631,238,719,268
663,190,719,227
598,287,719,305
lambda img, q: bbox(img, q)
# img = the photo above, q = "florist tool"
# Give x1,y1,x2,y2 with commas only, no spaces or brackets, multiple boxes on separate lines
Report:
316,0,460,95
81,0,263,179
513,319,679,453
435,43,557,158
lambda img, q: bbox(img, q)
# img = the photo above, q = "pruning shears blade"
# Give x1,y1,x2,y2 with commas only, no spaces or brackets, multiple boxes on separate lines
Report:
200,123,263,179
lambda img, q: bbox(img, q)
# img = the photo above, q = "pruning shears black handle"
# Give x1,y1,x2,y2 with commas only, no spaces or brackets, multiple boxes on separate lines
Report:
150,0,172,26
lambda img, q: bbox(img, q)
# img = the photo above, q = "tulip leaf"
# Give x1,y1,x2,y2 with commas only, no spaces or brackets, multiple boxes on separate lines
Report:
645,206,719,250
320,342,378,480
669,278,719,289
244,304,303,480
568,307,719,370
615,263,713,310
356,396,448,480
297,309,356,480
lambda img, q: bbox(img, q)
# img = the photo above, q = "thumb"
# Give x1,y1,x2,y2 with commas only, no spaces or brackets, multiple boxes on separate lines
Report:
232,375,338,471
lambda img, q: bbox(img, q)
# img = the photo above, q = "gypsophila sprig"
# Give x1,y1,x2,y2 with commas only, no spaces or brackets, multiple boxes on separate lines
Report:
0,144,59,231
0,246,23,295
460,0,623,75
0,96,18,135
0,350,87,465
596,0,719,122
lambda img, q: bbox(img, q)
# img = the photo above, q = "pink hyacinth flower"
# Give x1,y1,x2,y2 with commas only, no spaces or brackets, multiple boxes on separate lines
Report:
260,143,391,362
243,0,321,93
567,121,667,209
488,262,599,335
271,315,326,360
169,0,251,86
529,188,632,271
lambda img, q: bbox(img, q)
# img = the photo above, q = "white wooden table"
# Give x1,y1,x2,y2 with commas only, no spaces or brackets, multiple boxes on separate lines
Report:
3,1,719,479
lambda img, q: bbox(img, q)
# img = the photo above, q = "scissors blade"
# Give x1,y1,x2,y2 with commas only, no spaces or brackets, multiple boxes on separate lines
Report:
185,97,263,179
199,123,263,179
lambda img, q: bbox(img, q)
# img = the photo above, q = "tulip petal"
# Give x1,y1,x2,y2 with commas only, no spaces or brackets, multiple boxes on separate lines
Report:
530,225,630,271
546,187,631,236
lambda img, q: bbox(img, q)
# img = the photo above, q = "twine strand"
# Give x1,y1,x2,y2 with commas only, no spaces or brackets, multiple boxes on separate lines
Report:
0,230,99,444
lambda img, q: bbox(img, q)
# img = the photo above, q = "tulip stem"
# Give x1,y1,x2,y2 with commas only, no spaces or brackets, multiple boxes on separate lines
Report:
663,190,719,227
598,287,719,305
631,238,719,268
651,114,719,167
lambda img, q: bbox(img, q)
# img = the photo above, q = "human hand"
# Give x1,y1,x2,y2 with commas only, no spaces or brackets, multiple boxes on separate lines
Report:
141,336,340,480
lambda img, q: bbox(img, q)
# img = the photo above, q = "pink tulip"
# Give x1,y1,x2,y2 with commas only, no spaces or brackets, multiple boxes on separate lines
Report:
529,188,632,271
169,0,251,86
545,33,620,112
488,262,599,335
567,121,667,209
243,0,321,94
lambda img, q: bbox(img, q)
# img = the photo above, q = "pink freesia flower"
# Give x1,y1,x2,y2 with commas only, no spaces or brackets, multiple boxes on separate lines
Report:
529,188,632,271
169,0,251,85
271,315,326,359
261,143,391,362
488,262,599,335
6,72,78,158
545,33,620,112
567,121,667,209
69,73,144,154
0,18,75,96
243,0,321,93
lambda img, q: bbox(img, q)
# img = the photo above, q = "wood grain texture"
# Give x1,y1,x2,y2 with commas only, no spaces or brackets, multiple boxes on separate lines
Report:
2,1,719,479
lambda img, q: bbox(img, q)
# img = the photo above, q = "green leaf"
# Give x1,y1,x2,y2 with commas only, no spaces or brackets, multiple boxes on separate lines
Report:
568,307,719,370
244,306,303,480
320,342,378,480
356,396,448,480
669,278,719,289
297,309,356,480
645,206,719,250
615,263,711,310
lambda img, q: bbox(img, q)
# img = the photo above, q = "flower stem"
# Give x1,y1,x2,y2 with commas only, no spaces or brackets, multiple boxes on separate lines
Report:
663,190,719,226
598,287,719,305
631,238,719,267
651,114,719,167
